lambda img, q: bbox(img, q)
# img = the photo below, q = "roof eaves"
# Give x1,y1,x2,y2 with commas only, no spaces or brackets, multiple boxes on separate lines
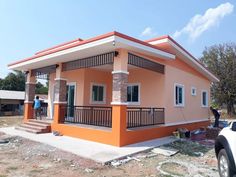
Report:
8,31,116,67
146,36,219,82
8,31,175,68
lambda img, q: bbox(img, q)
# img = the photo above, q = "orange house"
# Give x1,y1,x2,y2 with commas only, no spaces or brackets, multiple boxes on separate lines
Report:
8,31,219,147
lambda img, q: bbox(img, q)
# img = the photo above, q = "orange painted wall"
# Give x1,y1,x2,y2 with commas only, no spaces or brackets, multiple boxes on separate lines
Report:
121,120,210,146
83,68,112,106
131,52,211,124
48,69,86,118
51,123,115,145
164,64,211,124
128,68,165,107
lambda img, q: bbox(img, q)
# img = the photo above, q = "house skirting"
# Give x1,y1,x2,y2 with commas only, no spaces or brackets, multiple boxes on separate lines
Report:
51,119,210,147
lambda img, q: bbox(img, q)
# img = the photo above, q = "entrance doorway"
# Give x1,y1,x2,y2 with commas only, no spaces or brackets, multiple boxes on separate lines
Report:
66,83,76,118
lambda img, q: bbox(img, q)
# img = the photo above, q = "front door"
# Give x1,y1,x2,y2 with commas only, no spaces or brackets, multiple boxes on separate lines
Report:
66,83,76,118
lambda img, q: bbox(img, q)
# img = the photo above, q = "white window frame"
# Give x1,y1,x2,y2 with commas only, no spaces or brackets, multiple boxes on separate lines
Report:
174,83,185,107
90,83,106,104
201,90,208,107
191,87,197,96
127,83,140,105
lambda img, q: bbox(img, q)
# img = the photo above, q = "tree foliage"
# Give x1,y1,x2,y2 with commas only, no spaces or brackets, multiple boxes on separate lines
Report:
200,43,236,116
35,81,48,94
0,71,48,94
0,71,25,91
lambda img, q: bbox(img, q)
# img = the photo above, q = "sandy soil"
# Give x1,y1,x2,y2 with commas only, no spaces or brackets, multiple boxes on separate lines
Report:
0,116,22,128
0,117,219,177
0,134,219,177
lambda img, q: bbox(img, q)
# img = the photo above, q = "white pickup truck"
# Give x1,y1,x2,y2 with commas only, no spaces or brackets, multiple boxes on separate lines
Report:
215,121,236,177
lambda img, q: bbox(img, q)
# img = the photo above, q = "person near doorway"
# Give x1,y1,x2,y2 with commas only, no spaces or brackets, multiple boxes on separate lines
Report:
33,96,41,120
210,106,220,127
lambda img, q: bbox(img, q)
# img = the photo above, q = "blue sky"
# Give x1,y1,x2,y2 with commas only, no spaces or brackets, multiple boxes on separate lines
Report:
0,0,235,78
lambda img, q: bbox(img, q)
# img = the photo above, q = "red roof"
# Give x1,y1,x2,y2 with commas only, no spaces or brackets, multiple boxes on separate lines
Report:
8,31,172,67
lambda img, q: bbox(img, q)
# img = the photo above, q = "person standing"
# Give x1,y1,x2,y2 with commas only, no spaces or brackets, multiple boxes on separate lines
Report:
33,96,41,120
210,106,220,127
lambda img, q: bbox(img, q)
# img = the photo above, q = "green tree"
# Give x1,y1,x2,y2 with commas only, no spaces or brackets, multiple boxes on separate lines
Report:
0,71,48,94
200,43,236,116
0,71,25,91
35,81,48,94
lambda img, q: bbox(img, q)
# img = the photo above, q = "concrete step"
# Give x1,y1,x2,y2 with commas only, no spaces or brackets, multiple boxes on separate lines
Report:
25,121,50,128
20,124,46,131
15,126,41,134
28,119,51,126
15,119,52,134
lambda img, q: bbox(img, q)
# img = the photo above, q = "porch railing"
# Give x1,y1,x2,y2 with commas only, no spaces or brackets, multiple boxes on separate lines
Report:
127,107,165,128
64,106,112,128
41,103,48,117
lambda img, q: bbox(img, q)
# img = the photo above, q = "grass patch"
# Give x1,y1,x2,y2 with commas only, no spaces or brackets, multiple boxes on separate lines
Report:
0,175,7,177
165,140,211,157
6,166,18,171
160,175,174,177
30,169,43,173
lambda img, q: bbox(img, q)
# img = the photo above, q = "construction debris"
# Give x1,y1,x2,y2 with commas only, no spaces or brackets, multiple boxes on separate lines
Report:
173,128,191,139
110,156,135,167
85,168,94,173
194,152,204,157
206,127,221,140
0,139,9,144
52,131,63,136
151,146,179,156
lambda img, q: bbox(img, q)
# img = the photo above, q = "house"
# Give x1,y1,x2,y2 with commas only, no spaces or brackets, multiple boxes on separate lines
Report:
8,31,219,147
0,90,24,116
0,90,48,117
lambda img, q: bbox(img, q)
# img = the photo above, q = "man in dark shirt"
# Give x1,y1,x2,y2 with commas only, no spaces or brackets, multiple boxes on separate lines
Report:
210,106,220,127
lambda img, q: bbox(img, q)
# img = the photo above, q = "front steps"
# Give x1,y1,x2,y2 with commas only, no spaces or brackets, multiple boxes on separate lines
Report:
15,119,52,134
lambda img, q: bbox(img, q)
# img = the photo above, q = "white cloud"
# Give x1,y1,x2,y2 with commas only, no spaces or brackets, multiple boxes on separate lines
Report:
140,27,157,37
173,2,234,41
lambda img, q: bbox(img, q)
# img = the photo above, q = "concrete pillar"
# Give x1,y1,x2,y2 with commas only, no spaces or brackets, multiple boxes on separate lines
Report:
24,70,36,122
53,64,67,124
111,49,129,146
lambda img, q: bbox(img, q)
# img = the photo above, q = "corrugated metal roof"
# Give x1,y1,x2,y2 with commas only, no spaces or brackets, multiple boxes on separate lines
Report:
0,90,48,101
0,90,25,100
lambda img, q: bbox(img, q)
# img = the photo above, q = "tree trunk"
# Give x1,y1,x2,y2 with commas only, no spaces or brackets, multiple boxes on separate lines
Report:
227,101,236,117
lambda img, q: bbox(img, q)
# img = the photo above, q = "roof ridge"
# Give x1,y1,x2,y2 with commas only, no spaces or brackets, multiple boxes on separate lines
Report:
35,38,83,55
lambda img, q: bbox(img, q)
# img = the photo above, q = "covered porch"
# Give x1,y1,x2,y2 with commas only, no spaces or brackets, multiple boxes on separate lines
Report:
23,49,168,146
34,50,165,126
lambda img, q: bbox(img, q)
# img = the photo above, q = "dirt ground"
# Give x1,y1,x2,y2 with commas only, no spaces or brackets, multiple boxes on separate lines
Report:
0,117,219,177
0,116,22,128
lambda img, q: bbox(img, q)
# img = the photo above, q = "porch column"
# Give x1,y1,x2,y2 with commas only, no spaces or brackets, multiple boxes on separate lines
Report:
111,49,129,146
53,63,67,124
24,70,36,122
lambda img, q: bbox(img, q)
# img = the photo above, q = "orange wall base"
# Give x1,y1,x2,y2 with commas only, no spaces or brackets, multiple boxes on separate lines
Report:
24,103,33,123
121,120,210,146
51,123,115,145
51,120,210,147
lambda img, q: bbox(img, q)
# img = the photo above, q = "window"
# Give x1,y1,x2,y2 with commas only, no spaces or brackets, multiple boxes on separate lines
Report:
201,90,208,107
191,87,197,96
91,83,106,104
127,84,140,104
175,84,184,106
